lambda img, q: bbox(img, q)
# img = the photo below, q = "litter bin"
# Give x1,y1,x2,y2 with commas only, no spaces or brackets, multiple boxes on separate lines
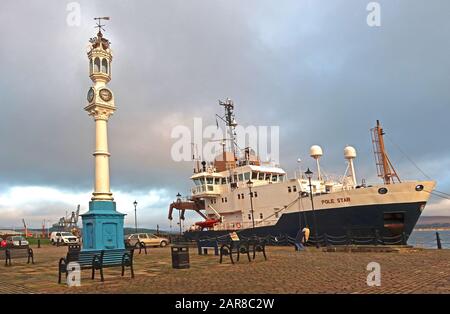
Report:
171,245,190,269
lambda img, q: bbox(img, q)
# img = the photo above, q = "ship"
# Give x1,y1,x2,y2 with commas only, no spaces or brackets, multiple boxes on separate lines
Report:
168,99,436,244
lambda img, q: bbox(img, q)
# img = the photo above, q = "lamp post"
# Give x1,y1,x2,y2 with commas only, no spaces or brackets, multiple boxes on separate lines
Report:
247,179,256,230
133,200,138,233
176,193,182,236
305,168,320,248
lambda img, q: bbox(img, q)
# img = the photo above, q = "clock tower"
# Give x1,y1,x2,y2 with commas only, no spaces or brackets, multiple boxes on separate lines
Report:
81,18,125,251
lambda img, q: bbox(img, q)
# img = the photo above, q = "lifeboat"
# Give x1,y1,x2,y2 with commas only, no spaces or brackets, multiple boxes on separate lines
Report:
195,219,220,230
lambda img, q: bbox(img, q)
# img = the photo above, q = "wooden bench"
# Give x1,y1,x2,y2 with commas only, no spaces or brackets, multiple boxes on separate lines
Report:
0,248,6,265
125,240,148,255
2,246,34,266
218,235,251,264
58,247,134,283
197,238,219,256
248,237,268,260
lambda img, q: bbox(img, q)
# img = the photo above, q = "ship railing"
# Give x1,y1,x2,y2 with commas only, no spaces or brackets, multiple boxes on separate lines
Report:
191,231,449,249
306,232,409,247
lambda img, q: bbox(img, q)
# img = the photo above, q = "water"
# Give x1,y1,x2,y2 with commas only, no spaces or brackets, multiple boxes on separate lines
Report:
408,230,450,249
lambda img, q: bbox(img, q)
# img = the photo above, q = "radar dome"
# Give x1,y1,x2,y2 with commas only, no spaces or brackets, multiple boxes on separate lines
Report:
310,145,323,159
344,146,357,159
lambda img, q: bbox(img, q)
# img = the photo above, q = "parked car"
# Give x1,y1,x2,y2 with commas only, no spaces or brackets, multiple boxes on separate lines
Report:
50,231,79,245
127,233,169,247
6,236,29,247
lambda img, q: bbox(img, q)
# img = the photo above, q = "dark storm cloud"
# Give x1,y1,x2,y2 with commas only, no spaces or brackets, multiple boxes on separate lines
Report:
1,0,450,227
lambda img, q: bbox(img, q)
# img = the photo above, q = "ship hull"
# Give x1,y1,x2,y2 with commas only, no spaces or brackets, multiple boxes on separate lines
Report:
184,201,426,244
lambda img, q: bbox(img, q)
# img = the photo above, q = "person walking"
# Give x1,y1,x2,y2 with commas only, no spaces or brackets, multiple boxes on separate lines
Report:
302,226,310,244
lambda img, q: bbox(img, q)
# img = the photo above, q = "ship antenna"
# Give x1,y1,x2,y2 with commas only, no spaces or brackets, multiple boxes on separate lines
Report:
371,120,401,184
217,98,238,159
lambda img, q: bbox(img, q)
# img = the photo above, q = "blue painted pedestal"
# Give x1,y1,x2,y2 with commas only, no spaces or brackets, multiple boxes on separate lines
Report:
81,201,126,250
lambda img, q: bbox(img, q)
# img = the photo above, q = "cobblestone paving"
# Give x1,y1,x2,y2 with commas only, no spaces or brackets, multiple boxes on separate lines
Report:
1,245,449,294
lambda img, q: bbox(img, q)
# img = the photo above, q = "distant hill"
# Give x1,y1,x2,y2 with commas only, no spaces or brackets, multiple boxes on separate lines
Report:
416,216,450,230
123,227,176,235
6,227,177,236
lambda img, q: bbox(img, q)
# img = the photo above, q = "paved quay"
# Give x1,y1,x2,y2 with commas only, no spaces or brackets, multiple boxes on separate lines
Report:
2,245,450,294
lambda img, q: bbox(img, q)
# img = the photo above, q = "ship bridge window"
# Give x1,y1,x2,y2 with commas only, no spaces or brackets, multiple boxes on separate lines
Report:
279,174,285,182
258,172,265,181
265,173,271,181
221,178,227,184
252,172,258,180
193,179,201,186
206,177,213,184
214,178,220,185
244,172,251,180
272,174,278,182
238,173,244,182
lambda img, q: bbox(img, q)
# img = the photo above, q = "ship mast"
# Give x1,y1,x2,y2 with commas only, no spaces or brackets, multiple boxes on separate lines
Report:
371,120,401,184
217,98,238,159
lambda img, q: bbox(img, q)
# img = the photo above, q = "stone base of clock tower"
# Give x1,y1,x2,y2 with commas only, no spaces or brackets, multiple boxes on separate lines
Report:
80,201,126,251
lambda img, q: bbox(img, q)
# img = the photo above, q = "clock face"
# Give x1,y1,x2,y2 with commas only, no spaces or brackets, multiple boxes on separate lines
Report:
99,88,112,102
87,87,95,102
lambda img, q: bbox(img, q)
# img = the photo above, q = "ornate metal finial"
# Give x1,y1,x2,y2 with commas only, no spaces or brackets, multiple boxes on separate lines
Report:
90,17,111,50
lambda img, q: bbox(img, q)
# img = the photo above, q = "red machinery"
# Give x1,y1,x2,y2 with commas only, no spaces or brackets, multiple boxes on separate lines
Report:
195,218,220,230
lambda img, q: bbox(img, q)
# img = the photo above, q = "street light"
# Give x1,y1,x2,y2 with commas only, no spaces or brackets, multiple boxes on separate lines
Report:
305,168,320,248
247,179,256,230
176,193,182,236
133,200,138,233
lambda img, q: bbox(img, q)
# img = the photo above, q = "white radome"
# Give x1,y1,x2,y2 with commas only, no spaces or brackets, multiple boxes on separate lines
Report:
310,145,323,159
344,146,357,159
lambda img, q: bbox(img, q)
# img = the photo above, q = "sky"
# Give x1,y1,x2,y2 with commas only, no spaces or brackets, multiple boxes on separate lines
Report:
1,0,450,230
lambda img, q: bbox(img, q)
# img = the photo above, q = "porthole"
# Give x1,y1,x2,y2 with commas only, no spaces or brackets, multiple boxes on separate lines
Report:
415,184,424,191
378,187,388,195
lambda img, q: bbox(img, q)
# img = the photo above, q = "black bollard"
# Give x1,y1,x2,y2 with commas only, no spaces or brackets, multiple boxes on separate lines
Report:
37,239,41,248
436,232,442,250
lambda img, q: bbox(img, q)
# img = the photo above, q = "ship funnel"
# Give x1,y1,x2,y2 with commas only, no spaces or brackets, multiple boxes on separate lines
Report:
344,145,357,187
310,145,323,180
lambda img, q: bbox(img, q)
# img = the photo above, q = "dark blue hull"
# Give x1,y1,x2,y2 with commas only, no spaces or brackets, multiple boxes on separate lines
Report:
184,201,426,243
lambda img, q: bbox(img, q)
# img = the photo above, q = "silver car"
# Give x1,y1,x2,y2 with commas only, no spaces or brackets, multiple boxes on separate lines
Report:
7,236,29,247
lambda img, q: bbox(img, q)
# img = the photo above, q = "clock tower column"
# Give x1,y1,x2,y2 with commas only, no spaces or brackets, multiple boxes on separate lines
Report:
80,20,125,251
85,30,115,201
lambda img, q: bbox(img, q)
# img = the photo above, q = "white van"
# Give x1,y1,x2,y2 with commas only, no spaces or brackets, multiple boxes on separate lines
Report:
50,232,79,245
